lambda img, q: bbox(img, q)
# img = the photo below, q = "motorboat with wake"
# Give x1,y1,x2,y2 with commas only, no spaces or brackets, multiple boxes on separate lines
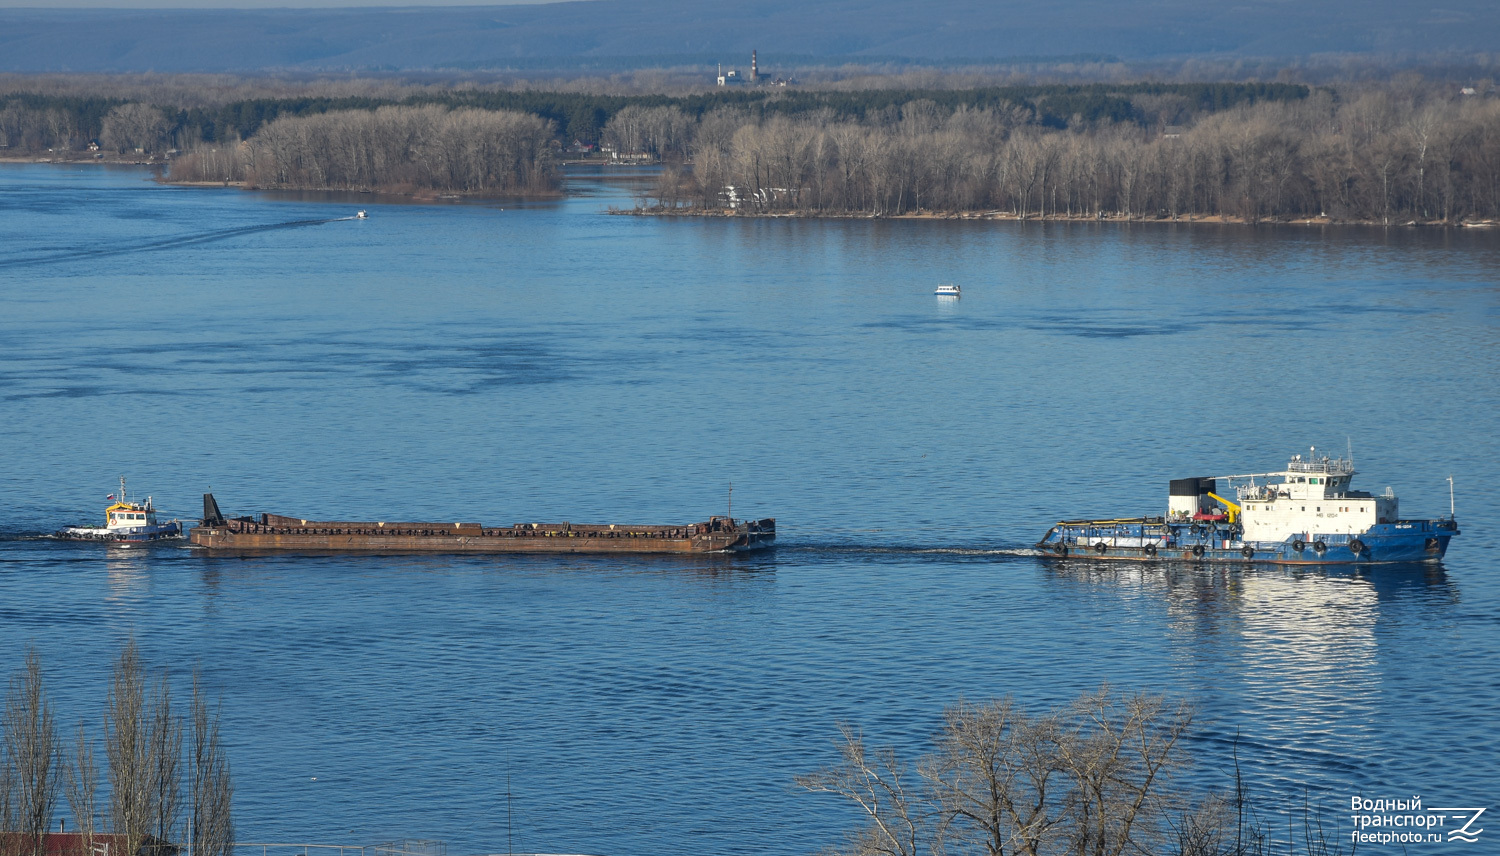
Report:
55,477,184,543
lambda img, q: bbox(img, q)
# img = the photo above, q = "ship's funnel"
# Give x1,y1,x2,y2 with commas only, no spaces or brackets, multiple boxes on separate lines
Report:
1168,477,1215,516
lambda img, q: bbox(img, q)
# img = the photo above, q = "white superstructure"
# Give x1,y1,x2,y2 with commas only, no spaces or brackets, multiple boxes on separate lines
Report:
56,476,182,542
1226,450,1397,543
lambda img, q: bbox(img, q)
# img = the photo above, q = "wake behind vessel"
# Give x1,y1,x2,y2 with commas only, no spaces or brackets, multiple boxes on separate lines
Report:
1036,449,1458,563
56,476,184,543
190,494,775,554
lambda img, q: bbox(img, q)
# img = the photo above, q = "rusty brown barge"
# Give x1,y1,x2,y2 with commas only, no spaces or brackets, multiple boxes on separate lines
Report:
189,494,775,554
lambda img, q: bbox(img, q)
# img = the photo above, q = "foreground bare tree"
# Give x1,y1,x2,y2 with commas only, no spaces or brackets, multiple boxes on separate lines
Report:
1053,689,1193,856
106,641,153,856
3,650,61,856
189,672,234,856
148,676,183,849
797,724,928,856
65,722,99,856
802,688,1201,856
927,698,1067,856
1,645,234,856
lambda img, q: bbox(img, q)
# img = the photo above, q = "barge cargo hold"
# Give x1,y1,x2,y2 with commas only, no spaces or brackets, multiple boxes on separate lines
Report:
189,494,774,554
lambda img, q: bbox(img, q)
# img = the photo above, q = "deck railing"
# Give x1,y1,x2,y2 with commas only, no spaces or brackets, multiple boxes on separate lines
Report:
1286,458,1355,475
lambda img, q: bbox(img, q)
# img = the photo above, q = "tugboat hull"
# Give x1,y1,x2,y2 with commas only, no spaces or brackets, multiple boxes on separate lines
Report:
1036,518,1458,564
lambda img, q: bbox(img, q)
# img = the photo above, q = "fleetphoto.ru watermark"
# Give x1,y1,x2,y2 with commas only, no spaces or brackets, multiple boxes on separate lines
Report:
1350,796,1486,846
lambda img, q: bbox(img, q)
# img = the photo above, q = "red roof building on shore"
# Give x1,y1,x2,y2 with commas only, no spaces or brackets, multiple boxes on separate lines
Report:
0,832,178,856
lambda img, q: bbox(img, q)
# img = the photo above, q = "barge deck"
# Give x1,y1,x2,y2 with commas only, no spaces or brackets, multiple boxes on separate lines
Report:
190,495,775,554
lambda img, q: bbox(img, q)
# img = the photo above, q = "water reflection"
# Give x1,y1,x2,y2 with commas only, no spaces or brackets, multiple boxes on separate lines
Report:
105,544,151,600
1043,558,1456,608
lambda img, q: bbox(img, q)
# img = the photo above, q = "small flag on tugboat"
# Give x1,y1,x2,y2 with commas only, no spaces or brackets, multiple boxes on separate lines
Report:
107,495,114,500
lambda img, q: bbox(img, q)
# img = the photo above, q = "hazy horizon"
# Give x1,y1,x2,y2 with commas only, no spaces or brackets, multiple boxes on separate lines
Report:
2,0,1497,73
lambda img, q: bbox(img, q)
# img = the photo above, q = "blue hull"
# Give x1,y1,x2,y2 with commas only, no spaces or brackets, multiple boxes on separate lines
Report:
1036,518,1458,564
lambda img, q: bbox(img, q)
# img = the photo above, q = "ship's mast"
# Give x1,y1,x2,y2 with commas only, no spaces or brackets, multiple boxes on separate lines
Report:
119,475,127,505
1449,475,1456,519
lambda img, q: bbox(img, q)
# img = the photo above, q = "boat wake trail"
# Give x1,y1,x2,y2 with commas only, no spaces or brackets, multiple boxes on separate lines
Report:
784,544,1042,559
0,217,344,269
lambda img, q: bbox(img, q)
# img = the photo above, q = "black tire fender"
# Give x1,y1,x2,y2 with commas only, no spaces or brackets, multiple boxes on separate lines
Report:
1094,542,1109,554
1191,544,1205,558
1313,540,1327,553
1348,538,1366,554
1143,543,1158,556
1292,539,1305,552
1241,547,1254,559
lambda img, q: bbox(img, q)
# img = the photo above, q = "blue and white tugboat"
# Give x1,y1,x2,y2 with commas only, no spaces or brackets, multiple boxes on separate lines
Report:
56,477,183,543
1036,449,1459,563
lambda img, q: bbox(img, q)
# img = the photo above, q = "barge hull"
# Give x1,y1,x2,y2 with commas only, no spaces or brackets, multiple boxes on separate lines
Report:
190,497,774,554
190,529,770,554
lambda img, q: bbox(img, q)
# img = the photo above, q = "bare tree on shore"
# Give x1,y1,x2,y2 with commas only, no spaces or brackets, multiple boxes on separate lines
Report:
2,650,61,856
101,103,170,153
1,645,233,856
796,724,927,856
148,677,182,849
189,672,234,856
106,641,153,856
800,688,1201,856
64,723,99,856
666,92,1500,223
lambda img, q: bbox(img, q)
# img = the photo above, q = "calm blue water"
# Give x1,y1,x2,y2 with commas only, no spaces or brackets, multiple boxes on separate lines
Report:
1,163,1497,856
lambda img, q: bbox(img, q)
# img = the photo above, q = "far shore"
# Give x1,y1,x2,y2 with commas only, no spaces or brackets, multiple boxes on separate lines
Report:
616,206,1499,229
4,156,1495,228
0,154,562,200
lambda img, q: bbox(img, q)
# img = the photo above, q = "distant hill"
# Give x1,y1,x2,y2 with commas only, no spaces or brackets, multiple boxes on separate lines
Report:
0,0,1496,73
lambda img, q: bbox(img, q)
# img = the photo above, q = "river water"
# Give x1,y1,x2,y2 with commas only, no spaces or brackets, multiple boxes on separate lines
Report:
1,163,1496,855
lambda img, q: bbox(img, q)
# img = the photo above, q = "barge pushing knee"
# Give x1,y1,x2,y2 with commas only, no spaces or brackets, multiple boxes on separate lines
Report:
190,494,775,554
1035,449,1458,564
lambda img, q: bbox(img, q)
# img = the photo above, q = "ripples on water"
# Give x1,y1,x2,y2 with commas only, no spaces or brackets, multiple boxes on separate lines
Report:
0,164,1496,856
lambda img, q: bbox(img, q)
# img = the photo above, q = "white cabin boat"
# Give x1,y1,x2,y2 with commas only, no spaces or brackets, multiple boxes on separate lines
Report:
934,284,961,296
56,476,183,543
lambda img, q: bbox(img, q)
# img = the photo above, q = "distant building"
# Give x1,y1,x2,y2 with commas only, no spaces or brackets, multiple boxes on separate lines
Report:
717,50,791,86
717,63,744,86
1460,87,1478,96
1162,126,1186,139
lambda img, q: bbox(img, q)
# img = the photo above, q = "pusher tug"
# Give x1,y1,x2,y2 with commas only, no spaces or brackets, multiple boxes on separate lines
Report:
56,476,184,543
1036,449,1459,563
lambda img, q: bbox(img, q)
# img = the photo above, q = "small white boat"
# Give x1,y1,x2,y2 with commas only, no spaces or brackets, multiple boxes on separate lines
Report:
935,284,961,296
355,210,368,219
55,476,183,543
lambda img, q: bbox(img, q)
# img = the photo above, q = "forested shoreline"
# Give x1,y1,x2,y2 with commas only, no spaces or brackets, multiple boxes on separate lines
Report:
2,75,1498,220
644,92,1500,223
